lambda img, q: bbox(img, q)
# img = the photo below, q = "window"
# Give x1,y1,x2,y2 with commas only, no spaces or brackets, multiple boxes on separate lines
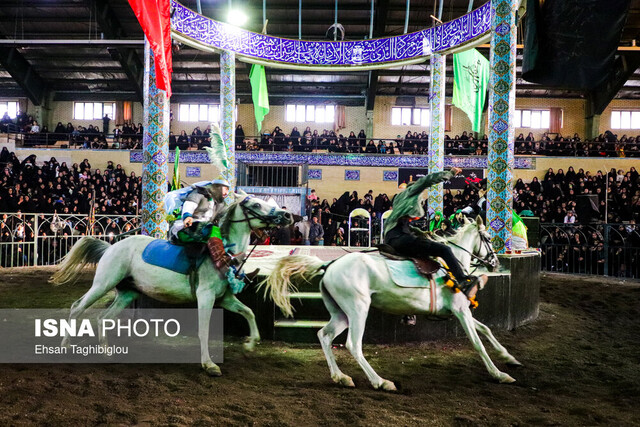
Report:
285,104,335,124
611,110,640,129
0,101,19,119
391,107,430,126
178,104,221,122
73,102,116,120
514,109,550,129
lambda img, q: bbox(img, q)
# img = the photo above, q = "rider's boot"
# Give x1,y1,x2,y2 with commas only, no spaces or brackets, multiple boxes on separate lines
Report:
458,274,489,300
401,315,417,326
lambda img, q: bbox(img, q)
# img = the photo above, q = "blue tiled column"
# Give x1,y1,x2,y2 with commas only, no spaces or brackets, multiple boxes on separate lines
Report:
428,53,445,215
220,50,236,189
141,39,170,238
487,0,517,253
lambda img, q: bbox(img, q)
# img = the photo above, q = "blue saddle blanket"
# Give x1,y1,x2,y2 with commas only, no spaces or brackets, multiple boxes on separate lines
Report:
384,258,433,288
142,240,206,274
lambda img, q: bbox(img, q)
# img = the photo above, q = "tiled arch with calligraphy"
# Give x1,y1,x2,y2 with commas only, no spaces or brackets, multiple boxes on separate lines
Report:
170,0,492,70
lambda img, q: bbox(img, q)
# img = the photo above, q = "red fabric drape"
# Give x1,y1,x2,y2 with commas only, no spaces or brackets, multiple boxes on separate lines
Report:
334,105,346,132
550,107,563,134
444,105,453,132
128,0,173,97
123,101,133,122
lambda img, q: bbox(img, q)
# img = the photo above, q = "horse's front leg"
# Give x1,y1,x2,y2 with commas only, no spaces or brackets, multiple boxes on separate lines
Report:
218,291,260,352
452,300,515,384
196,287,222,376
473,318,522,366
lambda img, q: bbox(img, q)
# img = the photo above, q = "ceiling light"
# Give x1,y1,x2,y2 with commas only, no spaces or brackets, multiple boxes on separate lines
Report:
227,8,248,27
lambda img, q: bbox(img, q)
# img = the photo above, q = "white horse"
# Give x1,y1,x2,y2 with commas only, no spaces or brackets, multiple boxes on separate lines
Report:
262,216,521,390
52,191,293,376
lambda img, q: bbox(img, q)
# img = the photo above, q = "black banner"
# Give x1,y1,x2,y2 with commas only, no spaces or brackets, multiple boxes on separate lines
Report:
522,0,632,90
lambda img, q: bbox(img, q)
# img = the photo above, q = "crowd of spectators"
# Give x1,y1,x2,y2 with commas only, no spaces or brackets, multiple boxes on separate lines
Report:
513,166,640,224
0,148,142,266
265,166,640,261
4,110,640,157
541,222,640,277
0,148,141,216
235,124,640,157
1,111,144,149
1,145,640,275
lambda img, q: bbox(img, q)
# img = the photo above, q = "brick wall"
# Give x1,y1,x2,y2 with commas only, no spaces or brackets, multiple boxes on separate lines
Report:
48,101,144,134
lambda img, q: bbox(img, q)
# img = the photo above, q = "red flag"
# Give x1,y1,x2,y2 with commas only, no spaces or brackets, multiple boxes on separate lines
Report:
128,0,173,97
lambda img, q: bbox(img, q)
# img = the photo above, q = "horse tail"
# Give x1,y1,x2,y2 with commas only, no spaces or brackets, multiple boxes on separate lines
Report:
259,255,325,318
50,237,111,286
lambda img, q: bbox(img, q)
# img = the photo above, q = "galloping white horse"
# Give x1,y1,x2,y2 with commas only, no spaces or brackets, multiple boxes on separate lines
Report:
262,216,521,390
52,191,293,376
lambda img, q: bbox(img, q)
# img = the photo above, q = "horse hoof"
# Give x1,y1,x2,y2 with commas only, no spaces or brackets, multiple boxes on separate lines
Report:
337,376,355,388
243,340,257,353
506,359,523,367
377,380,397,392
204,366,222,377
498,373,516,384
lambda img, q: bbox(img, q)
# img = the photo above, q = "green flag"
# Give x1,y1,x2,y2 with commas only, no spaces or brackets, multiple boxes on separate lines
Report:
249,64,269,133
171,147,180,191
452,49,490,134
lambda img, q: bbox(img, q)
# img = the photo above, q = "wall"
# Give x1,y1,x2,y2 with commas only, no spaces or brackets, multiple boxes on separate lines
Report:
601,99,640,136
308,166,399,201
47,101,144,134
252,105,368,139
373,96,595,140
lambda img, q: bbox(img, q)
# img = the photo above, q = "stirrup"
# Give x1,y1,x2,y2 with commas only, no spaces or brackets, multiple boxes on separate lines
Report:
460,277,480,299
243,268,260,284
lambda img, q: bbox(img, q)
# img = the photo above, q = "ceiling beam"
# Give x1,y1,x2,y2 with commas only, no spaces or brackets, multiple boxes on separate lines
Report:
90,0,144,102
0,45,48,105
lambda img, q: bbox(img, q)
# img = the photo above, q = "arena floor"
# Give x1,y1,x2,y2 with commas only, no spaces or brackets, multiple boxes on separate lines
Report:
0,268,639,425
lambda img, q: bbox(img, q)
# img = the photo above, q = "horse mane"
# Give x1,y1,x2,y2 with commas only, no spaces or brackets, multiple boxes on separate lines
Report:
430,220,476,244
218,196,242,238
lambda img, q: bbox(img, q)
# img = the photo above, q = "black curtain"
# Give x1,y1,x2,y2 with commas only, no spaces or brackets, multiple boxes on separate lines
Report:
522,0,632,90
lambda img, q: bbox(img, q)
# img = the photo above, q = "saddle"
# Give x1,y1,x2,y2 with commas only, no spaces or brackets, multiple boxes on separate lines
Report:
142,240,207,275
376,244,441,278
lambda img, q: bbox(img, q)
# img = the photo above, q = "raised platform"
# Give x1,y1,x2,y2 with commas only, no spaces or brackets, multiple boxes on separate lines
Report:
230,246,541,343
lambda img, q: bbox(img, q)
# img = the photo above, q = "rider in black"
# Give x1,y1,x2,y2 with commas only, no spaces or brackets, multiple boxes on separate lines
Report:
383,168,487,297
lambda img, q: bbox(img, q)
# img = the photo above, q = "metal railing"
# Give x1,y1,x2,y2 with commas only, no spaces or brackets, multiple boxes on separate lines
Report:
0,213,140,268
237,161,309,187
236,136,640,157
540,223,640,277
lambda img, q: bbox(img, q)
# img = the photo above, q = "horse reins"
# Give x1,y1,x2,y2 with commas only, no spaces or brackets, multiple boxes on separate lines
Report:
227,196,285,274
447,232,497,271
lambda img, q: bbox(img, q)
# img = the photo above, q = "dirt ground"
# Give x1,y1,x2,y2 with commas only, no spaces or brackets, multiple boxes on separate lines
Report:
0,267,639,426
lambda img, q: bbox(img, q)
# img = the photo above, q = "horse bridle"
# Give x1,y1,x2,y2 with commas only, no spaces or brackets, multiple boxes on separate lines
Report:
448,230,498,271
228,196,287,233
